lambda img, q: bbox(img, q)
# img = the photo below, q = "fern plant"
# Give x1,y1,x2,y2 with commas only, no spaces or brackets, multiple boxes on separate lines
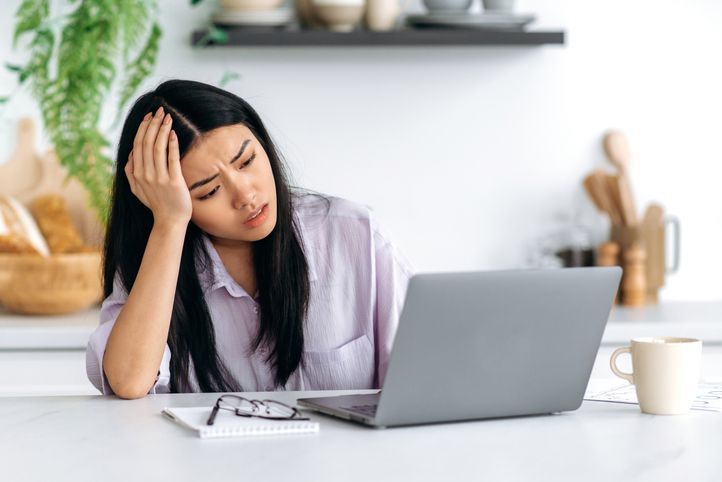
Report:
6,0,162,223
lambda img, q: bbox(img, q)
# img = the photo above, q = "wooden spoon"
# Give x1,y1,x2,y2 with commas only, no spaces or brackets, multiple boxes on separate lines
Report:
603,131,638,226
583,170,622,225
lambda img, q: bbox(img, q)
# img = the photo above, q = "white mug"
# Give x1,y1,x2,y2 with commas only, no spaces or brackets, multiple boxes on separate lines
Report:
610,337,702,415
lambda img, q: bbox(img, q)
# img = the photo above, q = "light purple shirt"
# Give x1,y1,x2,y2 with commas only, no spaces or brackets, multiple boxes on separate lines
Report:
86,195,414,395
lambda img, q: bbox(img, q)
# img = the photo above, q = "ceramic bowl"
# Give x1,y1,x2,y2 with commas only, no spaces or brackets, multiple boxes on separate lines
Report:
220,0,285,11
311,0,365,32
422,0,472,12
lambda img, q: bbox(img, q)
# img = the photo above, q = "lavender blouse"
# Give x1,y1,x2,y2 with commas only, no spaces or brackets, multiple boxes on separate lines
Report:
86,195,414,395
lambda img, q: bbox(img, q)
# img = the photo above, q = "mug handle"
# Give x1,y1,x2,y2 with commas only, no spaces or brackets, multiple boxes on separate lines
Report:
610,346,634,383
665,215,681,274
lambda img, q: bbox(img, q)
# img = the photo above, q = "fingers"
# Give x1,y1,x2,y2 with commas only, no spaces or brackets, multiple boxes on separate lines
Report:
125,151,147,205
142,107,165,179
153,113,173,182
132,112,152,179
168,130,183,181
124,152,135,191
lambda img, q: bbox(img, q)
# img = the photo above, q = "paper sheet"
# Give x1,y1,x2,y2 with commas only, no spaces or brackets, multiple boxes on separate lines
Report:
584,380,722,413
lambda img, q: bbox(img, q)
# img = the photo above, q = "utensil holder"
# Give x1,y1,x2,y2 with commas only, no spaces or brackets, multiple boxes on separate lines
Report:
610,218,680,304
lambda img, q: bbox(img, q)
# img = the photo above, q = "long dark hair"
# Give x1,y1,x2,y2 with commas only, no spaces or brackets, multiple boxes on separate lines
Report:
105,79,310,392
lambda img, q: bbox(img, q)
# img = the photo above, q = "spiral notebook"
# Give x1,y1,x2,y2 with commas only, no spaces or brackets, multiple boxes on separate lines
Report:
161,406,320,439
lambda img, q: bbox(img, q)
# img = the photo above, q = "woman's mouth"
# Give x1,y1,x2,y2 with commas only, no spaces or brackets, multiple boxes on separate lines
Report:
243,204,269,228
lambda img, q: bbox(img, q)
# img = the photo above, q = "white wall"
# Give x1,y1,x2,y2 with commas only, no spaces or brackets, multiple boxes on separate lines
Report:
1,0,721,300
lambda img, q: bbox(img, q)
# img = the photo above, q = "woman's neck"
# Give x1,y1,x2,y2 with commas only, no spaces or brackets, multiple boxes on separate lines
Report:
210,237,257,297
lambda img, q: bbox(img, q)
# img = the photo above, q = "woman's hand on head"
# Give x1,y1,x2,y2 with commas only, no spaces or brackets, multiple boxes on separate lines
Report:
125,107,193,228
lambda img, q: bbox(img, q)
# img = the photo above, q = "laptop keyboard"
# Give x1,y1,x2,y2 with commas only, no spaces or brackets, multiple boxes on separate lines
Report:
341,404,378,417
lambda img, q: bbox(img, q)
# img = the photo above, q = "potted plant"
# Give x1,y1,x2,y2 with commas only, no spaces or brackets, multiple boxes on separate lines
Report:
0,1,162,315
2,0,162,224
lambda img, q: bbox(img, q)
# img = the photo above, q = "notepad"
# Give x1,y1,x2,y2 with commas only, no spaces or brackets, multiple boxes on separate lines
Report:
161,406,320,439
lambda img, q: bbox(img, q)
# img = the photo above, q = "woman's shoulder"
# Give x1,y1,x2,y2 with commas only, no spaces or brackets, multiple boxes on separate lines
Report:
293,191,374,224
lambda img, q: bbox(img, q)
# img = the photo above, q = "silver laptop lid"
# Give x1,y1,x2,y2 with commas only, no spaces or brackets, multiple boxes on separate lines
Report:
374,267,621,427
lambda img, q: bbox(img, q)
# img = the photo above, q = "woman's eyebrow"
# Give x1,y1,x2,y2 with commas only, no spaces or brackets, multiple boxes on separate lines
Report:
189,139,251,191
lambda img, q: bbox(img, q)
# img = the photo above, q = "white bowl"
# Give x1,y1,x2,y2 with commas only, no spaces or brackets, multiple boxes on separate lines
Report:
220,0,285,11
311,0,365,31
312,0,364,5
422,0,471,12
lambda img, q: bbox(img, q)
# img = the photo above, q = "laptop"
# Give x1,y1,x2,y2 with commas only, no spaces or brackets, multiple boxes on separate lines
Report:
297,267,622,428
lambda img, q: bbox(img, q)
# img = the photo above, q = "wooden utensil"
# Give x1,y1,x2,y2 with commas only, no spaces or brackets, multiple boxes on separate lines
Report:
0,118,103,248
583,169,623,225
604,173,625,226
0,118,42,195
603,131,638,226
642,203,665,302
582,172,606,212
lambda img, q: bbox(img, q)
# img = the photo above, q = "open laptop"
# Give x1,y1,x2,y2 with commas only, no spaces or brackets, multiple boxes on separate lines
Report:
297,267,622,428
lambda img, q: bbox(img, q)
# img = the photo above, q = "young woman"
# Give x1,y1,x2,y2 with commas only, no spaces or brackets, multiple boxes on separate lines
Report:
86,79,413,399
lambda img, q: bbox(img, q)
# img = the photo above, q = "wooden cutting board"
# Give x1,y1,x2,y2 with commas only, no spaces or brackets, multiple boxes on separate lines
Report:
0,118,103,248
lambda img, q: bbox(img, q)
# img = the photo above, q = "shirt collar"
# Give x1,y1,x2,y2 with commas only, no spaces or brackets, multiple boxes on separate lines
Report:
197,230,317,299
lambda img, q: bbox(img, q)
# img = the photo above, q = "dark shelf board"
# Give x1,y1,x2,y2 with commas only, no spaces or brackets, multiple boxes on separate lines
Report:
191,28,565,47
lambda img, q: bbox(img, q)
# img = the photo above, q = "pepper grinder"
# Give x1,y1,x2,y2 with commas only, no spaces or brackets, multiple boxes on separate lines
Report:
596,241,620,267
622,242,647,307
597,241,621,303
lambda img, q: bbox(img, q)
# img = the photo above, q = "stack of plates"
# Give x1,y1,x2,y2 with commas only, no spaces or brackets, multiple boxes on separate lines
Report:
406,12,536,30
212,8,296,27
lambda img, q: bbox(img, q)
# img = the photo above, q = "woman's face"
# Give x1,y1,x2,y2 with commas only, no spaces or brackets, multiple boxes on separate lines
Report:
181,124,277,247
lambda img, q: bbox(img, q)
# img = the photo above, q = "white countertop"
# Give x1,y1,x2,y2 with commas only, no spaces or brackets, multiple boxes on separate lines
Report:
603,302,722,345
0,389,720,482
1,301,722,350
0,307,99,350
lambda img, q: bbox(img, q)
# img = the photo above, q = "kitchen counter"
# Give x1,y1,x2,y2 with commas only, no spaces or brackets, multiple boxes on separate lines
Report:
0,307,99,350
1,301,721,396
603,301,722,345
1,301,722,351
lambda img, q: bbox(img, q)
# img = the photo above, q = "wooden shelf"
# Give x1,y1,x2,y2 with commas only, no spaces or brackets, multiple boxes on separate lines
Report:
191,28,565,47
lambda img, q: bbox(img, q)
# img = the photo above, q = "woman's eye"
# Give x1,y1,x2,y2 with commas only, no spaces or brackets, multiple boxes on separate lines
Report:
199,186,220,200
240,153,256,168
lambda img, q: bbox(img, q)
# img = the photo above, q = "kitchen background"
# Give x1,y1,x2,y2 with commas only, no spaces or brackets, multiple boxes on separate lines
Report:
1,0,721,301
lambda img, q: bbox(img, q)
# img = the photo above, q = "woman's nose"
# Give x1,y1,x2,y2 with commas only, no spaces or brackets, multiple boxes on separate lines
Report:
226,171,256,209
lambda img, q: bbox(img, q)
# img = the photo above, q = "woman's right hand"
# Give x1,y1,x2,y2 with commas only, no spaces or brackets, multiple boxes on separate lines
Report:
125,106,193,227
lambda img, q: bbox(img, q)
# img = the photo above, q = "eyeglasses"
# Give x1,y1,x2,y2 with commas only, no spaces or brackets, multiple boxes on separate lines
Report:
207,394,310,426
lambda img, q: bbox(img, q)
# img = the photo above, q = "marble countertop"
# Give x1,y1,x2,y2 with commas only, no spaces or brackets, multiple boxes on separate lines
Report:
1,301,722,350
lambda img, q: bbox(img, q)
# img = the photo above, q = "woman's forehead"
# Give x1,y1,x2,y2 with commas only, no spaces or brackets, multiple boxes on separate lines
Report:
182,124,253,164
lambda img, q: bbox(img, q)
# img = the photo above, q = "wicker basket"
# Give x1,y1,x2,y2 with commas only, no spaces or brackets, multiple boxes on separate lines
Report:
0,252,102,315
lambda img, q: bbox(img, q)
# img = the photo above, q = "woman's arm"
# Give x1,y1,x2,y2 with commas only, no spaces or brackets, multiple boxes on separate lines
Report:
103,107,192,399
103,222,186,398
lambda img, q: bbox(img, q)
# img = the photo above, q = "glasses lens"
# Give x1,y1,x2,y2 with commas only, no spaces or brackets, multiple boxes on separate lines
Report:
218,396,256,413
261,400,297,419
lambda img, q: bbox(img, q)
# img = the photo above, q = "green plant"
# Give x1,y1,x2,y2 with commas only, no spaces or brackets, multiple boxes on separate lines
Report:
5,0,162,223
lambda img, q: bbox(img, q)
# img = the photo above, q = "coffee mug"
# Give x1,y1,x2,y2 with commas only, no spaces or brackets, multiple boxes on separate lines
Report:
610,337,702,414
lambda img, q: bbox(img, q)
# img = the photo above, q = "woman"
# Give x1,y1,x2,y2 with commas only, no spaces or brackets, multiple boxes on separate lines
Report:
86,79,413,399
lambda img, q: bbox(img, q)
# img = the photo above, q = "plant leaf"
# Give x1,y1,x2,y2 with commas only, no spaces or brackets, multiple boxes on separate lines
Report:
116,22,162,123
12,0,162,223
13,0,49,46
219,70,241,88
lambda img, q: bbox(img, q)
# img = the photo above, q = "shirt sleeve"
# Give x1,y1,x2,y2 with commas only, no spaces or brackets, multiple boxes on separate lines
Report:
85,273,172,396
372,220,414,388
